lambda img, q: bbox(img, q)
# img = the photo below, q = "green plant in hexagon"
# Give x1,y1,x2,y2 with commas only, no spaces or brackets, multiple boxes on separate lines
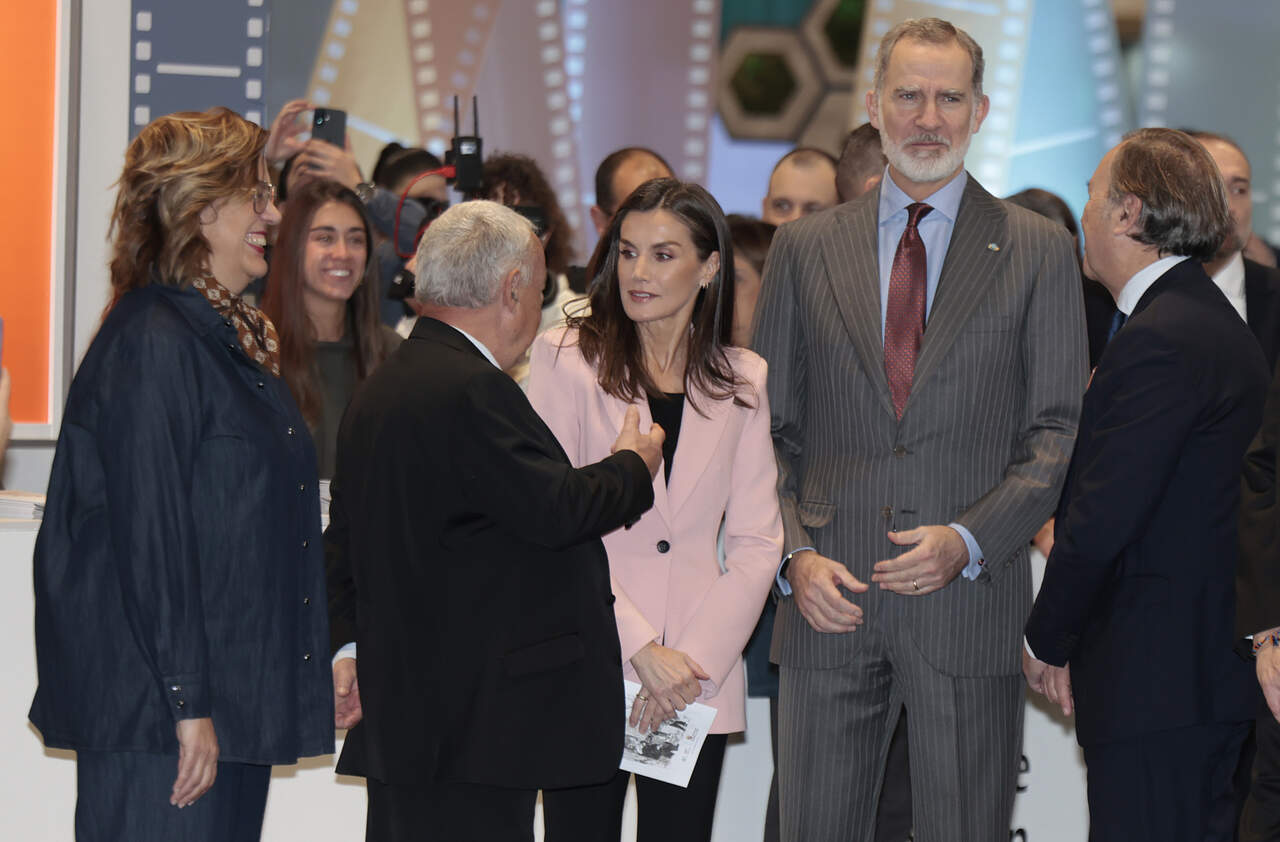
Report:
730,51,797,116
823,0,865,68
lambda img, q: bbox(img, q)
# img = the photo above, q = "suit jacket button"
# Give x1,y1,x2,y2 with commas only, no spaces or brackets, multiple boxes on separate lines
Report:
176,699,185,708
881,506,893,520
656,540,670,553
303,653,312,661
893,445,907,458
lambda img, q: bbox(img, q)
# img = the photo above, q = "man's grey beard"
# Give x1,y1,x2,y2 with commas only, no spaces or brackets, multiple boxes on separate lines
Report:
881,130,971,183
877,104,976,184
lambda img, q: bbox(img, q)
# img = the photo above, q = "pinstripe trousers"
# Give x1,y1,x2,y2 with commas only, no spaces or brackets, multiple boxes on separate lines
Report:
777,615,1023,842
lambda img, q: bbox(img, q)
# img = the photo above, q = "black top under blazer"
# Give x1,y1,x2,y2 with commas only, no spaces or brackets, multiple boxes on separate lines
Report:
30,284,334,764
1026,259,1269,746
325,317,653,789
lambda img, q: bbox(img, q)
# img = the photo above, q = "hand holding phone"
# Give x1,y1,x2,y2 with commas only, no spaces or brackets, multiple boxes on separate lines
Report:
312,108,347,148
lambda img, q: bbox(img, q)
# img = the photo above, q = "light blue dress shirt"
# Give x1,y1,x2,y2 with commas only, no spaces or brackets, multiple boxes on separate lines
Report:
877,169,984,581
777,168,985,594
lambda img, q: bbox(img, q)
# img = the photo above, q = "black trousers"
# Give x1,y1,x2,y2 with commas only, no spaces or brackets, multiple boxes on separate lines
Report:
366,772,535,839
1084,721,1250,842
365,776,538,842
543,733,728,842
75,751,270,842
1242,696,1280,842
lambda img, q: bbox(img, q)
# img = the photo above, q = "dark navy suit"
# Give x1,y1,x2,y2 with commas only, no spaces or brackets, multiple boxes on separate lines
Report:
1027,259,1269,841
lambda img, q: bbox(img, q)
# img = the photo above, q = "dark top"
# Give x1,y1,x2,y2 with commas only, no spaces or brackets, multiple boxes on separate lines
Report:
326,317,654,788
1026,259,1268,746
311,325,402,479
314,335,356,478
30,284,333,764
646,391,684,486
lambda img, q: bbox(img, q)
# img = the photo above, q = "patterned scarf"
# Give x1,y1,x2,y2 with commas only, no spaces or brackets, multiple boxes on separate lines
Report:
192,276,281,376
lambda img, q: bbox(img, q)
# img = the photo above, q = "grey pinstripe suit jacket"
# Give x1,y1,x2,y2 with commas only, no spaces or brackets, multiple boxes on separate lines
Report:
754,174,1088,678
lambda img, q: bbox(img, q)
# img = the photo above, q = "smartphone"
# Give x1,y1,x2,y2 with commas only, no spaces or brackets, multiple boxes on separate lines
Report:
312,108,347,148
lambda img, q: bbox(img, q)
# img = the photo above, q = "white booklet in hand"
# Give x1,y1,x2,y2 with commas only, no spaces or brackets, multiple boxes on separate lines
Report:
619,680,718,788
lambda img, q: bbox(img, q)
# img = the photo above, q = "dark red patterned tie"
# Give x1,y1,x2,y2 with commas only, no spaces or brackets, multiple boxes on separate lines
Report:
884,202,933,419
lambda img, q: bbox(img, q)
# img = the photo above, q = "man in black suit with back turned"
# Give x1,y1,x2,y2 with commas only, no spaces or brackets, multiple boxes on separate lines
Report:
325,199,664,842
1025,128,1270,842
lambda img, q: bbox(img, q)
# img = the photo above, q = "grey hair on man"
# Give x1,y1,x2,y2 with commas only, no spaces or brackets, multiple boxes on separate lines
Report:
414,199,537,309
872,17,985,99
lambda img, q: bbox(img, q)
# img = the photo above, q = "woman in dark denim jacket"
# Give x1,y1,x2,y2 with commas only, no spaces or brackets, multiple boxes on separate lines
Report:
30,107,333,842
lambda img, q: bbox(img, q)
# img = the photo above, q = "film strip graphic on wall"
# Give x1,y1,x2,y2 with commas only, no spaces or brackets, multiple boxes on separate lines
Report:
570,0,719,251
1082,0,1128,150
129,0,269,135
304,0,588,257
1138,0,1280,245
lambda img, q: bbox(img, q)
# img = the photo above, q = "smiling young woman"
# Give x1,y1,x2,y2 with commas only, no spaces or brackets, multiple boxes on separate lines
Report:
261,179,401,478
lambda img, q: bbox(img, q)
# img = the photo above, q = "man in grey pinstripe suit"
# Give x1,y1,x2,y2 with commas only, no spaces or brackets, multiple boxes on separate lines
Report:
751,18,1088,842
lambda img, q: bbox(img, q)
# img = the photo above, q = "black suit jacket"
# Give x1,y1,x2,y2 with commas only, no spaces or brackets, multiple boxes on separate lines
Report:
1245,257,1280,370
1238,353,1280,638
1084,258,1280,372
1082,277,1118,370
1026,259,1269,746
325,317,653,788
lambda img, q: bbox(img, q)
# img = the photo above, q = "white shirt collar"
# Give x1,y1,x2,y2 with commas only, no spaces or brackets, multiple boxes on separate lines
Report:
1114,255,1191,315
451,324,500,369
1209,251,1247,321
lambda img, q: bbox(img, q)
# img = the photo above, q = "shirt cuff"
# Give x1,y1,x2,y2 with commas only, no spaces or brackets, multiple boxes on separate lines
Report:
775,547,815,596
1024,637,1037,661
162,673,210,721
948,522,985,581
333,642,357,665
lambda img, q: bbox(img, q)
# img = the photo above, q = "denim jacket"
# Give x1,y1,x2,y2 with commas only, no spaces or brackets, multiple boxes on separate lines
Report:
30,283,334,764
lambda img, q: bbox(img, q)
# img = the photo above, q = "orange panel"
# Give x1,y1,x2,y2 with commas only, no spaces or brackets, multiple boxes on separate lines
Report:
0,2,57,424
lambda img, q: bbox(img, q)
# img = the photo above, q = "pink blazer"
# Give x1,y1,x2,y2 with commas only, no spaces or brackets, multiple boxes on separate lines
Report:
528,327,784,733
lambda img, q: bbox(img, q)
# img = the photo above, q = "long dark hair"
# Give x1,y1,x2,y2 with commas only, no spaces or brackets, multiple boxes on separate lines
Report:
262,179,387,426
569,178,745,414
474,152,574,277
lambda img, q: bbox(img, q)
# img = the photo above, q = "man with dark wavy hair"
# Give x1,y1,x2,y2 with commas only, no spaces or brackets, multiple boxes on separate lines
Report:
1026,128,1270,842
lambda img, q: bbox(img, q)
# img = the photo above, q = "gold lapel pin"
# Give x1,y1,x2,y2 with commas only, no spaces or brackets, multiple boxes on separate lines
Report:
987,243,1001,252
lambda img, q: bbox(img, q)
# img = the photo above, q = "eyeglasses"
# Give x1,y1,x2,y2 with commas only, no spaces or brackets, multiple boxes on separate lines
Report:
249,180,276,214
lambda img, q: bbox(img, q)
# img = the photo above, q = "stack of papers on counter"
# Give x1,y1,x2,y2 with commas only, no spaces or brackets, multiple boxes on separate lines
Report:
0,490,44,520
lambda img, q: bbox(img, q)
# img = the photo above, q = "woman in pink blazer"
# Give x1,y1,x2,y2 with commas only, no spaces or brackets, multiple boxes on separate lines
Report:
528,179,783,841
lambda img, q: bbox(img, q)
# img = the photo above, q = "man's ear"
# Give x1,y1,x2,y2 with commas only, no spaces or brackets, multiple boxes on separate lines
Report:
589,205,610,237
500,265,523,313
1115,193,1144,236
866,90,880,129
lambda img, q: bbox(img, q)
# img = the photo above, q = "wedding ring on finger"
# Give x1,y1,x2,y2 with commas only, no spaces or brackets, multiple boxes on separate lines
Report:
912,578,920,591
